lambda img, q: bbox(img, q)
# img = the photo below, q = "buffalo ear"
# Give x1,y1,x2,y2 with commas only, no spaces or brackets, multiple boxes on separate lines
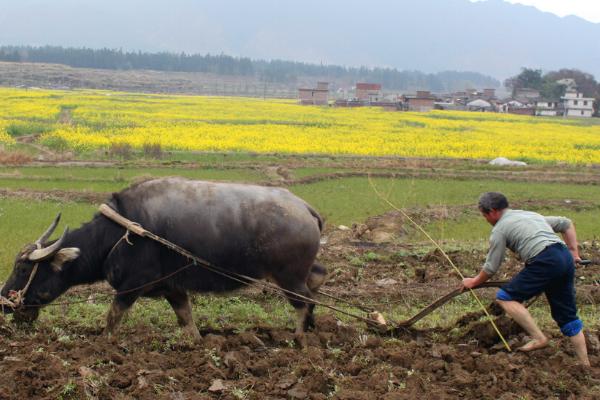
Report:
50,247,80,272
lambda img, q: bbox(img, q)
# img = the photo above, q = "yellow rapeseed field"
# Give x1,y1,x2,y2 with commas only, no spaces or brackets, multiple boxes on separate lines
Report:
1,87,599,163
0,120,14,145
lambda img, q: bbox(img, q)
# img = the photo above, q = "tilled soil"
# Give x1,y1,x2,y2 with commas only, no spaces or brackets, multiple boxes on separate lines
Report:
1,233,600,398
0,315,599,399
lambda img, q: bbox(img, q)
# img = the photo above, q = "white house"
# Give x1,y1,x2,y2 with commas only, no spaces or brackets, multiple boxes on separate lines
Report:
499,100,525,112
466,99,493,111
561,89,594,118
534,99,560,117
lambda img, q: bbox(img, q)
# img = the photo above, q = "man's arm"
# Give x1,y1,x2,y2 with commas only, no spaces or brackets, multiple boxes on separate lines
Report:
562,223,581,263
463,230,506,289
545,216,580,263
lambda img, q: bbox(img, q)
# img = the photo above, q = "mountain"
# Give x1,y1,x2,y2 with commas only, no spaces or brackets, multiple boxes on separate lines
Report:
0,0,598,79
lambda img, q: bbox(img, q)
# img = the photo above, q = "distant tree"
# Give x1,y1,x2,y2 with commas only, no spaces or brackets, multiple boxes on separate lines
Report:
544,69,599,98
504,68,544,96
0,45,500,92
539,80,565,100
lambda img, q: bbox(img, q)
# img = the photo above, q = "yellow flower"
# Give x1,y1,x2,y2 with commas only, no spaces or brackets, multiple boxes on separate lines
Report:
2,88,599,163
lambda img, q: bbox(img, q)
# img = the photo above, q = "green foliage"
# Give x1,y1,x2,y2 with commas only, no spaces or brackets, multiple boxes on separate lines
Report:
505,67,544,95
363,251,381,262
6,122,54,137
57,380,78,400
347,256,364,267
41,135,69,152
540,80,565,100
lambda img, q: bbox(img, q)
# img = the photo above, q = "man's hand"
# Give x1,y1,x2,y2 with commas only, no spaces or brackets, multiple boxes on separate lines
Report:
461,270,491,291
462,277,479,290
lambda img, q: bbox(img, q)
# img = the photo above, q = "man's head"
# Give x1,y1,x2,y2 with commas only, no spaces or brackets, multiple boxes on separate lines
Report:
478,192,509,225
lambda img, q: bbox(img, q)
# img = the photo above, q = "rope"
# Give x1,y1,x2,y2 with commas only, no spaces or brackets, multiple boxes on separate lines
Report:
9,263,39,307
367,175,512,351
2,242,43,310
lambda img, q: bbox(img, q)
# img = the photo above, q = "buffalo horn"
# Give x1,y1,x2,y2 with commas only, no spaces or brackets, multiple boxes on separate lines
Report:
29,227,69,262
35,213,62,246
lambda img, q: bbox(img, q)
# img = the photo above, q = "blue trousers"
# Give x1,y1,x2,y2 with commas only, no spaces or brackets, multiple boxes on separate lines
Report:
496,243,583,337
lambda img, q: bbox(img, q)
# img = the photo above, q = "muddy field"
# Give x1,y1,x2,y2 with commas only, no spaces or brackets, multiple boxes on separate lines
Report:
0,224,599,400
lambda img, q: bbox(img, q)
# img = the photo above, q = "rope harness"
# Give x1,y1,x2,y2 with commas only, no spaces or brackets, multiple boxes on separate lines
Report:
0,243,42,311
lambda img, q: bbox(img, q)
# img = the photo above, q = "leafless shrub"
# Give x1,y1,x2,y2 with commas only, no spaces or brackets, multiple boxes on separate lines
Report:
0,150,33,165
108,142,133,160
142,142,163,159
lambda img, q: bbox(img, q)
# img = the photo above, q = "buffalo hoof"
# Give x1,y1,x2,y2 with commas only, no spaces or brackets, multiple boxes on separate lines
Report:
294,333,308,349
103,331,119,345
182,328,202,345
12,309,39,325
305,314,316,331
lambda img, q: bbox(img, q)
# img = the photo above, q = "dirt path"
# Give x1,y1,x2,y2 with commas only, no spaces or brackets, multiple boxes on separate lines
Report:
14,134,56,158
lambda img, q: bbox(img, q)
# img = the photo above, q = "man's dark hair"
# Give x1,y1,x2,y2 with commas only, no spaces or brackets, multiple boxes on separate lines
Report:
478,192,509,213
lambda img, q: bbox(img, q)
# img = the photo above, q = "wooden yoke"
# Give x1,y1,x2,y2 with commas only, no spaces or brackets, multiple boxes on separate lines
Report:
99,204,147,237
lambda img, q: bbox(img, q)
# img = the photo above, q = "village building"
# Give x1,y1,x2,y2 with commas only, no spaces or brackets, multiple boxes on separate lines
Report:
298,82,329,105
355,83,382,102
500,99,525,110
434,101,466,111
514,88,541,99
561,89,594,118
402,90,437,112
467,99,493,112
498,99,534,115
534,99,562,117
483,88,496,100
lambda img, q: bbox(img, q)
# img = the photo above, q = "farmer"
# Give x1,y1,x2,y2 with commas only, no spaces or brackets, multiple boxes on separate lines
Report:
462,192,590,366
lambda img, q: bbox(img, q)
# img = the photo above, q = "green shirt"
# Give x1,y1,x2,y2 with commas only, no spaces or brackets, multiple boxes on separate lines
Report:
483,209,572,276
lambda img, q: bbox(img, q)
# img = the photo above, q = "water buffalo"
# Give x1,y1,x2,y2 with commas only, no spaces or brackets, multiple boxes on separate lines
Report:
1,177,327,341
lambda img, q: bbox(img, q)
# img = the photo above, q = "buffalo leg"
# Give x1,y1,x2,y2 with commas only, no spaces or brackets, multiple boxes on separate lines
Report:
280,281,314,338
165,291,201,342
104,295,137,337
270,262,318,347
305,262,328,330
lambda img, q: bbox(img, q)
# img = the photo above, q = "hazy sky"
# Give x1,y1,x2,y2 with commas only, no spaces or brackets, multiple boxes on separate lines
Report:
473,0,600,23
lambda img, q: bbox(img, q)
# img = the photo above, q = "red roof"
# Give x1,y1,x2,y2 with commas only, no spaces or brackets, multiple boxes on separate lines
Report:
298,88,329,92
356,83,381,90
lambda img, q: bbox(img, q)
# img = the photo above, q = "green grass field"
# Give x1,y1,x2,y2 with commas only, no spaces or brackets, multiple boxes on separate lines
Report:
2,164,600,278
291,176,600,227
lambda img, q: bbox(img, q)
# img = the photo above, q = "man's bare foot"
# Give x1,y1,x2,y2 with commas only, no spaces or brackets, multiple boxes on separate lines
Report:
517,338,549,352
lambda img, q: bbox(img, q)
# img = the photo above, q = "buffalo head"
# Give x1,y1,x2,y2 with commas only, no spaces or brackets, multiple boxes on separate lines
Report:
1,214,80,322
